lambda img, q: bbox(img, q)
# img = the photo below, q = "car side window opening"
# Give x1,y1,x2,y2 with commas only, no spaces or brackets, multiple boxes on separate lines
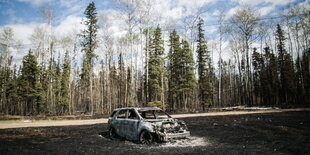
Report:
110,111,117,118
116,110,127,119
128,109,139,120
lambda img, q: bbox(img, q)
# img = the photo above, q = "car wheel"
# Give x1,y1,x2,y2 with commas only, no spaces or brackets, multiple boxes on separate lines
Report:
109,127,117,140
139,130,153,144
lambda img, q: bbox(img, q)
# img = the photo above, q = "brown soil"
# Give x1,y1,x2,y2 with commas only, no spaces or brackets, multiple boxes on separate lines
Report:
0,110,309,154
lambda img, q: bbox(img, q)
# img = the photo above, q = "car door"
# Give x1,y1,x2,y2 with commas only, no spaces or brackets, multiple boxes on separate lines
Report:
126,109,140,140
114,109,128,137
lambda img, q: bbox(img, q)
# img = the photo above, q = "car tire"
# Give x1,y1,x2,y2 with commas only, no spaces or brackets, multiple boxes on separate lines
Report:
108,127,117,140
139,130,153,144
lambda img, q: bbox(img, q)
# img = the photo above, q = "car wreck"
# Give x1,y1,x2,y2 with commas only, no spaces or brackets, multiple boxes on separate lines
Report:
108,107,190,144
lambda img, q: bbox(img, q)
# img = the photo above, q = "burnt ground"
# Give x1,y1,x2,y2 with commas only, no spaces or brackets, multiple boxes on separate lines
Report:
0,111,309,155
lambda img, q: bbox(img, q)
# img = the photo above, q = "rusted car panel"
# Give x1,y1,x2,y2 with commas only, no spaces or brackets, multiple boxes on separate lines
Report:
108,107,190,143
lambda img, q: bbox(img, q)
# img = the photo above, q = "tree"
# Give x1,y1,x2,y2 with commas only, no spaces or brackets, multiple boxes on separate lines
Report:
228,6,260,106
127,66,132,106
0,27,14,68
301,48,310,104
216,9,226,107
80,2,98,113
19,50,43,115
167,30,181,111
143,27,155,106
0,62,11,114
147,26,164,104
167,30,196,111
252,48,262,105
58,51,71,115
118,52,126,107
4,66,18,114
180,39,197,110
263,47,279,106
196,18,212,111
109,63,118,110
276,24,295,106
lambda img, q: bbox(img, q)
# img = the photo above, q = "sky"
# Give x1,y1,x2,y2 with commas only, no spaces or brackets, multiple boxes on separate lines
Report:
0,0,308,66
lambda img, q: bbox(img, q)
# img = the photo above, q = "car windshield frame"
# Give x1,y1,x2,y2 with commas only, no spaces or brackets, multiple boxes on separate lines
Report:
138,109,171,120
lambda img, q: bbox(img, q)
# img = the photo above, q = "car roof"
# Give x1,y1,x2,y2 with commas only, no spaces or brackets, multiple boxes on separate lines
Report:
113,107,162,111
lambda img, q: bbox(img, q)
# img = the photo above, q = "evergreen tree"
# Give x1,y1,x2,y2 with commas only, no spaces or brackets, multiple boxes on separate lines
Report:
46,56,55,114
40,63,50,114
6,66,19,114
263,47,279,106
252,48,262,105
276,24,295,106
80,2,98,113
0,66,10,114
118,53,125,107
59,51,71,114
196,18,212,111
54,58,62,114
180,39,196,110
295,54,303,104
19,50,42,115
268,50,279,105
127,66,132,106
35,76,45,114
99,60,105,113
148,26,164,103
167,30,181,110
252,47,279,106
301,48,310,104
109,63,117,109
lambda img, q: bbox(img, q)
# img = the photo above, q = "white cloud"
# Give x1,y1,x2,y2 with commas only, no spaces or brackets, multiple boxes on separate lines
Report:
59,0,82,13
226,6,240,18
259,5,275,16
98,9,126,38
226,0,298,19
230,0,294,6
205,25,217,35
68,4,82,13
228,0,296,19
177,0,216,16
6,23,38,44
17,0,52,6
1,15,82,46
59,0,79,8
265,0,294,6
0,23,39,66
55,15,82,38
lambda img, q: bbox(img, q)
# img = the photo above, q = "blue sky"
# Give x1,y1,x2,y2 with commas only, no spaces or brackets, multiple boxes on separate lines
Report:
0,0,306,25
0,0,113,25
0,0,307,43
0,0,308,66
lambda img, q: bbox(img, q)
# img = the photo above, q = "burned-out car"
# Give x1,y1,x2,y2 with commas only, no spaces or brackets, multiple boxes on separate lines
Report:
107,107,190,144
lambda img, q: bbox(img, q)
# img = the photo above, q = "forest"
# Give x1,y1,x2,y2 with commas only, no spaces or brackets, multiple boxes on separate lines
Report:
0,1,309,116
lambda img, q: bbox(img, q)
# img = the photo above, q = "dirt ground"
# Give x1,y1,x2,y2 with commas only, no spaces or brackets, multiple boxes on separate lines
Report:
0,111,309,154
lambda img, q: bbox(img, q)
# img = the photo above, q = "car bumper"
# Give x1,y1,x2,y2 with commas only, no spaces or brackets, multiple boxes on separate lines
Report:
156,131,190,141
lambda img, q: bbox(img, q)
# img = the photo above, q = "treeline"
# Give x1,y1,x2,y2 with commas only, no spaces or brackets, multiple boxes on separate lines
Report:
0,2,309,115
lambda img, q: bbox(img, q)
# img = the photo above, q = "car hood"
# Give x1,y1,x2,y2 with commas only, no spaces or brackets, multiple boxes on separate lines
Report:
143,118,188,131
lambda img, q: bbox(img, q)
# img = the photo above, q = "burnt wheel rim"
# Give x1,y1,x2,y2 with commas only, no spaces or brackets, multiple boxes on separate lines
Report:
140,131,153,144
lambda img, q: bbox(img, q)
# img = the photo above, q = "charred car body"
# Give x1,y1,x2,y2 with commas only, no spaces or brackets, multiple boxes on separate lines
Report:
108,107,190,144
